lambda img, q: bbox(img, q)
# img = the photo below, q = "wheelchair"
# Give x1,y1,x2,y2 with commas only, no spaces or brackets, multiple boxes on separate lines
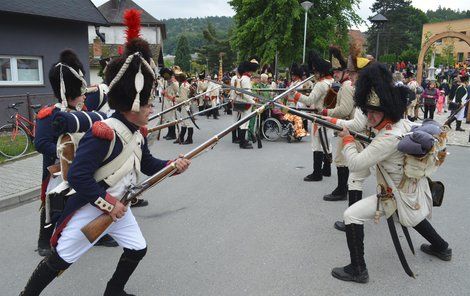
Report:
261,108,303,143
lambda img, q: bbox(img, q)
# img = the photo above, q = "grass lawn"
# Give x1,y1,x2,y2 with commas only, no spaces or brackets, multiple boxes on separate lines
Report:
0,132,36,163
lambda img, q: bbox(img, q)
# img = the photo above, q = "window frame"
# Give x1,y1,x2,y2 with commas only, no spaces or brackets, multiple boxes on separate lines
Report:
0,55,44,86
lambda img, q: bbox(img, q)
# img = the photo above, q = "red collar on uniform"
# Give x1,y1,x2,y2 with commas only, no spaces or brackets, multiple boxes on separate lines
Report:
375,119,394,131
242,73,252,77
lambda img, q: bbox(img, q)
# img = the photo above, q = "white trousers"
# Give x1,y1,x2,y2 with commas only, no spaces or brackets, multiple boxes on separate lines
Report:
56,204,146,263
238,109,250,130
311,125,332,152
344,194,385,225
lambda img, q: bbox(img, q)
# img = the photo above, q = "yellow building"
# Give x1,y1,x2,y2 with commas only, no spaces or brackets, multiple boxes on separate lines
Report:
421,18,470,63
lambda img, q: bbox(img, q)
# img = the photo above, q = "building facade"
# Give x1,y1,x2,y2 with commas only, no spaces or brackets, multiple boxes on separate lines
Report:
88,0,166,85
0,1,107,124
422,18,470,63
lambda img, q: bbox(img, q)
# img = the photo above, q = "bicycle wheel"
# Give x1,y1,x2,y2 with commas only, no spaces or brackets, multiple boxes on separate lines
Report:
262,118,282,141
0,124,29,158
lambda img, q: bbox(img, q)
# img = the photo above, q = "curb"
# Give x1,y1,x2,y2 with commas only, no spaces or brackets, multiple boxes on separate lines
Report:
0,186,40,211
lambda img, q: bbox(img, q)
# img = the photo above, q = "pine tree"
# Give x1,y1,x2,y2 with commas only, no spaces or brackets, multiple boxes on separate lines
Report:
174,35,191,72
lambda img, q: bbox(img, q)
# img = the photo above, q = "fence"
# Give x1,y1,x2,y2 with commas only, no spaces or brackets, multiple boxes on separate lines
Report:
0,93,55,126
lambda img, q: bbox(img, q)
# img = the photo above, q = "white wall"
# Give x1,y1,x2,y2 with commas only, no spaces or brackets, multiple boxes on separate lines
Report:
88,25,161,44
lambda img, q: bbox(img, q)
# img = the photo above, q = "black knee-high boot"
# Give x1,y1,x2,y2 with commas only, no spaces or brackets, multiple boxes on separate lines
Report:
331,224,369,283
20,251,71,296
304,151,323,182
165,126,176,140
183,127,193,144
239,129,253,149
103,248,147,296
456,120,465,131
324,167,349,201
322,153,332,177
37,207,53,257
334,190,363,232
414,219,452,261
232,128,240,143
173,127,186,144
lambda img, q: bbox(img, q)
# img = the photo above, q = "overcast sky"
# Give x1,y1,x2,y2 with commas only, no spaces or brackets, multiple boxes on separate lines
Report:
91,0,470,31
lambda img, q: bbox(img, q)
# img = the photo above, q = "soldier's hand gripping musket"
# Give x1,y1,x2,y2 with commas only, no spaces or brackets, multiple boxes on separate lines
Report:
81,76,314,243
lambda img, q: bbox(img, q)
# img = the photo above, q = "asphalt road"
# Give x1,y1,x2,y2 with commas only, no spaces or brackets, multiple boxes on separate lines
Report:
1,114,469,296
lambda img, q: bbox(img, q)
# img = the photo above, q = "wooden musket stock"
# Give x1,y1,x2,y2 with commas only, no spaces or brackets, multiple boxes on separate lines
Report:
81,76,314,243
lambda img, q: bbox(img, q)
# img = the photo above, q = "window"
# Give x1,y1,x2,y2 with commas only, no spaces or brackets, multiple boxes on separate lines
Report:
0,56,43,85
457,52,464,62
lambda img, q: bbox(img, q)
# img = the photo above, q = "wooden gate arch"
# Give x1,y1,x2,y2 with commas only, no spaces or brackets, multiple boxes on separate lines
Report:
417,31,470,84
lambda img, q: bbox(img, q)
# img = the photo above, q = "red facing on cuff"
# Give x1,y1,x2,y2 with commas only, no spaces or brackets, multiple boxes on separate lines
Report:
104,193,118,206
293,92,302,104
321,109,328,116
342,135,355,146
327,117,338,124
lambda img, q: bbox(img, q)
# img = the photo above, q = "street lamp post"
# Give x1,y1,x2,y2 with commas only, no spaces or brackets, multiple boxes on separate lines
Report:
370,13,388,61
301,1,313,64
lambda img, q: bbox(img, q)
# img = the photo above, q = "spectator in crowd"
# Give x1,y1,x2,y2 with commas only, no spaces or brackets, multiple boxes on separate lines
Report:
422,82,439,119
439,79,450,113
437,90,445,115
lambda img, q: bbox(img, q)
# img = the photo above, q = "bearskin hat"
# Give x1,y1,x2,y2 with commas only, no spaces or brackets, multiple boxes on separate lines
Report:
237,56,259,75
172,65,187,81
354,63,407,122
329,46,347,71
290,63,303,78
198,71,206,79
159,67,174,80
104,38,155,112
49,49,86,102
307,51,332,76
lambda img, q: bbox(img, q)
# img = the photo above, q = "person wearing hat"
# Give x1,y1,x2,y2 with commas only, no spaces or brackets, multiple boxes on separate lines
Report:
282,63,308,139
173,65,196,144
206,74,220,119
233,58,260,149
34,49,89,257
405,71,419,121
321,46,355,202
160,67,178,140
292,51,334,181
324,41,374,231
196,71,208,112
331,63,451,284
447,74,469,131
20,36,191,295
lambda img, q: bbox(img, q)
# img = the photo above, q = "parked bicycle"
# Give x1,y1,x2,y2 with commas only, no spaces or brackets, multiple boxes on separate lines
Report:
0,101,42,158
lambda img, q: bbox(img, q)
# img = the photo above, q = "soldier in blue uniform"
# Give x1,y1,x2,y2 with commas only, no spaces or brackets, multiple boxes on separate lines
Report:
19,38,191,296
34,49,88,256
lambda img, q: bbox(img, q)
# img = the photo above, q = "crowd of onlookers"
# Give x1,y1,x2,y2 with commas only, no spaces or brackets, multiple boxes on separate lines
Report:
392,63,470,136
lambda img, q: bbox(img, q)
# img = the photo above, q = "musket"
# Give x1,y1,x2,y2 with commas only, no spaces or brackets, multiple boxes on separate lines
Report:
156,79,166,140
148,102,230,133
444,100,469,126
148,86,221,122
80,76,314,244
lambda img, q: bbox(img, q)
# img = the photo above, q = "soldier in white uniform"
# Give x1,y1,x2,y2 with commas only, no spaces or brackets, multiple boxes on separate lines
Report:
331,63,452,284
196,72,208,112
206,76,220,119
321,46,355,202
293,51,334,181
232,59,259,149
173,66,195,145
160,68,178,140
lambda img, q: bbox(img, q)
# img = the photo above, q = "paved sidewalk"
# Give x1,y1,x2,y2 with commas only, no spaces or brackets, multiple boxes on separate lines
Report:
0,154,42,210
432,112,470,147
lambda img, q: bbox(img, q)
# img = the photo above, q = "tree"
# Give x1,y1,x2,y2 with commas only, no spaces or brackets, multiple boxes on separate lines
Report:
229,0,361,66
367,1,428,58
174,35,191,71
426,6,470,23
197,22,237,75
